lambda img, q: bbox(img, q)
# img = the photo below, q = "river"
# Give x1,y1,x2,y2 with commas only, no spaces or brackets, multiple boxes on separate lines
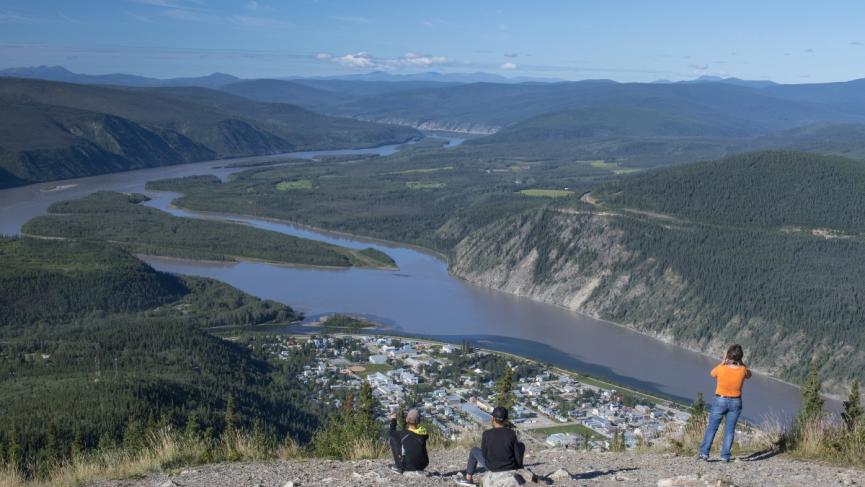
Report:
0,134,817,422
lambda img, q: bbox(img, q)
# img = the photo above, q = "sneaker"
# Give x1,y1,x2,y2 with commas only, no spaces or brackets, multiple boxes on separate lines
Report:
721,457,731,463
697,454,709,461
389,464,404,474
455,479,475,487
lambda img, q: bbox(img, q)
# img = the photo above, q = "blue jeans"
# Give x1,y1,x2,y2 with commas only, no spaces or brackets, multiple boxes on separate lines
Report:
699,396,742,460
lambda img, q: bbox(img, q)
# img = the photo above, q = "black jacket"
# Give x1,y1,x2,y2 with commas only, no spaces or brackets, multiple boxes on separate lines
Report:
481,427,522,472
389,419,429,471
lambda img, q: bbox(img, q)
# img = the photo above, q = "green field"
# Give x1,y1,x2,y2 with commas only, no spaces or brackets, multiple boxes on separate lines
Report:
355,363,393,378
589,160,641,175
276,179,313,190
407,181,446,189
529,423,605,439
390,166,454,175
518,189,575,198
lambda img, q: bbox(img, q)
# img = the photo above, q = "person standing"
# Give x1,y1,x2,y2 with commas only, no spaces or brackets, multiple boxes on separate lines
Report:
698,344,752,462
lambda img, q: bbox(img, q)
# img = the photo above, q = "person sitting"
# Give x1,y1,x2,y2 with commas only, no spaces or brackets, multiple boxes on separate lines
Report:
698,344,752,462
457,406,533,486
388,408,429,474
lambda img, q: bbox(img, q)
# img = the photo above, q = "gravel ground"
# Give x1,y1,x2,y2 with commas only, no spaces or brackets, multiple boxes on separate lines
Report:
90,448,865,487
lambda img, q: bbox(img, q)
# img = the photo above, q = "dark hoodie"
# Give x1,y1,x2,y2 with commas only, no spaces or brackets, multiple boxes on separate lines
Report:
389,418,429,471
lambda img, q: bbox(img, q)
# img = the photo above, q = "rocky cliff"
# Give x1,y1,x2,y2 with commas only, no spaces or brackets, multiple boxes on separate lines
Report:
450,204,865,393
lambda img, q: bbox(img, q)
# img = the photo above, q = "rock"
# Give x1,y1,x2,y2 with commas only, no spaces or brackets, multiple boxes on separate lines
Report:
482,471,524,487
282,482,295,487
550,468,572,481
657,475,736,487
156,481,179,487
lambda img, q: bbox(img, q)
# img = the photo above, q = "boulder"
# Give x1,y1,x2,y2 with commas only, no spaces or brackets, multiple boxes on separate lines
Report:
549,468,572,481
482,471,525,487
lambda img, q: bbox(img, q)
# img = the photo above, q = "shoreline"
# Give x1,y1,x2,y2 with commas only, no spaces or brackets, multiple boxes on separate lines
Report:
161,197,811,400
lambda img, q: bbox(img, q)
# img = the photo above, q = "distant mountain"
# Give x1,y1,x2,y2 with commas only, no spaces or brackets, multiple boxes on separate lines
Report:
332,80,855,134
220,79,341,109
0,78,419,188
678,75,779,89
0,65,241,88
304,70,565,84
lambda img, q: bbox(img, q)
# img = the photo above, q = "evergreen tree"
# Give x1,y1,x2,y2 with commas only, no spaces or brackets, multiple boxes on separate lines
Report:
224,393,237,437
796,365,825,427
842,379,863,431
582,430,592,451
397,404,406,431
496,366,515,409
7,425,22,472
686,392,708,428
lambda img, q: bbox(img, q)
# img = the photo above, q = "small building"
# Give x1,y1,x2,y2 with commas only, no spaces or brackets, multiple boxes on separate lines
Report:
546,433,578,448
369,354,388,365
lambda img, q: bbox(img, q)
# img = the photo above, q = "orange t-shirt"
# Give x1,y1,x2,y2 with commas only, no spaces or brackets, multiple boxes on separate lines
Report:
710,363,751,398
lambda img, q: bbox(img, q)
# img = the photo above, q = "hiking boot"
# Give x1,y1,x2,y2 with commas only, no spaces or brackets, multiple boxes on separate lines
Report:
389,464,404,474
455,479,475,487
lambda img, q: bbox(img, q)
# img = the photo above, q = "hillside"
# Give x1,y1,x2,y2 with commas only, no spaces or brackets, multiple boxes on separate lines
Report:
451,151,865,392
0,236,320,475
0,78,418,188
0,65,241,88
595,151,865,232
89,448,865,486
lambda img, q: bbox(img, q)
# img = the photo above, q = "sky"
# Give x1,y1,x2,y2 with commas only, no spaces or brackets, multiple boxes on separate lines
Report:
2,0,865,83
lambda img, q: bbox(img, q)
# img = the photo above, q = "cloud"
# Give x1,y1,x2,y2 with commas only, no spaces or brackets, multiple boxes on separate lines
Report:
0,9,39,23
501,62,517,70
504,52,518,58
852,41,863,46
323,51,449,70
688,63,709,71
805,48,814,53
129,0,203,10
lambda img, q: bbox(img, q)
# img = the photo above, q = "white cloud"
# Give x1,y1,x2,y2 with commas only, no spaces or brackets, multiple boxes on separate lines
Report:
501,62,517,70
688,63,708,71
323,51,448,70
334,52,376,68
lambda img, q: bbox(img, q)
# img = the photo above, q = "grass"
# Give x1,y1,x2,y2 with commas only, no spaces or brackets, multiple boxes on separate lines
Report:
406,181,446,189
588,160,641,175
518,189,575,198
354,363,393,378
388,166,453,175
529,423,604,440
275,179,313,191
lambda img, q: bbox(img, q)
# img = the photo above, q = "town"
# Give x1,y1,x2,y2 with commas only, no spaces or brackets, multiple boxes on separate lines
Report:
262,330,694,451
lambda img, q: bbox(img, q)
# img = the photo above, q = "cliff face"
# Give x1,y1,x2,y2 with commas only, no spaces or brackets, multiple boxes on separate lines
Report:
450,207,864,392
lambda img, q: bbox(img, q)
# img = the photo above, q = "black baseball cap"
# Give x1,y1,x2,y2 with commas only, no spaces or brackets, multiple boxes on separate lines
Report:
492,406,509,422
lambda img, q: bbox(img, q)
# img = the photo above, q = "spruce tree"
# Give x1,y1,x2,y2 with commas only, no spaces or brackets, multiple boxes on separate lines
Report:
686,392,708,430
842,379,863,431
796,365,825,427
224,393,237,437
496,366,515,409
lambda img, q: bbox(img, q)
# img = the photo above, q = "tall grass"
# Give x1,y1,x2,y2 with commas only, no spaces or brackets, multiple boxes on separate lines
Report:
785,417,865,466
0,427,305,487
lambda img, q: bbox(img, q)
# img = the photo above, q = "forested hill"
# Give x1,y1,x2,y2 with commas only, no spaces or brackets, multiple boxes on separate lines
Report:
0,78,419,189
0,236,318,476
451,150,865,392
594,150,865,233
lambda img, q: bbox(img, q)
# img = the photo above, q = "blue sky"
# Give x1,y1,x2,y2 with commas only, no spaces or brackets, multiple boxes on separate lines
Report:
1,0,865,83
